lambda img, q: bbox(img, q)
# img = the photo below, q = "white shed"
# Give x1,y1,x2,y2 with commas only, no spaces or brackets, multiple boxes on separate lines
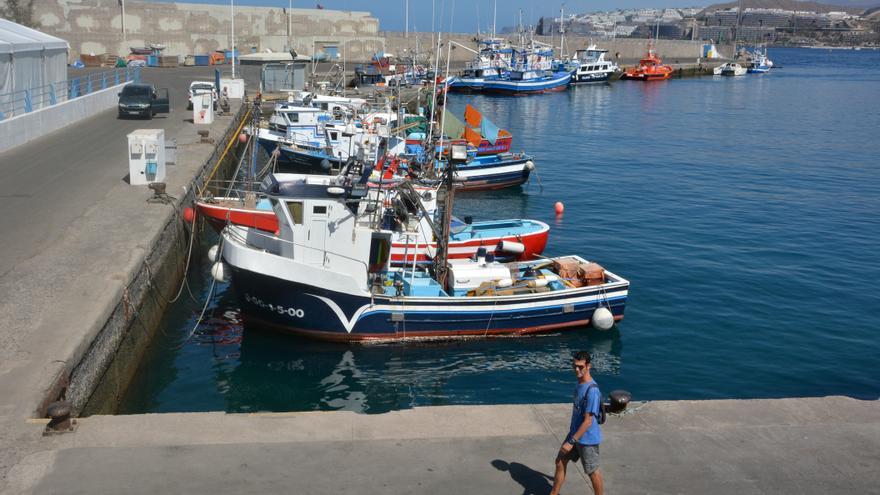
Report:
0,19,68,116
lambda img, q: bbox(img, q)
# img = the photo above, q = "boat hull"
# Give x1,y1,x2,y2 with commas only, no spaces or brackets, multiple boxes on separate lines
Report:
227,264,628,342
257,135,342,170
571,72,613,84
620,70,672,81
453,155,533,191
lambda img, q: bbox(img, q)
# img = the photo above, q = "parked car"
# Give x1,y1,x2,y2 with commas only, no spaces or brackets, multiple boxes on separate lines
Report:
117,83,170,119
188,81,218,110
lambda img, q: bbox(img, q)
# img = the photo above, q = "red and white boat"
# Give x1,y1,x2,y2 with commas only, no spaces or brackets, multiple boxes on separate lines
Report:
195,174,549,265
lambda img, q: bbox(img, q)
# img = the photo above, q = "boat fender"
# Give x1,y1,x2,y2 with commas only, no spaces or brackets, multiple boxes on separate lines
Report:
211,261,228,283
498,240,525,254
207,244,221,262
543,274,559,283
497,278,513,288
527,278,549,288
525,160,535,171
592,307,614,331
321,159,332,171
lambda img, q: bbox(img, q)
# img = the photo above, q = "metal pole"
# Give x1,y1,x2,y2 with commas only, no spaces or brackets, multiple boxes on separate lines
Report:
405,0,409,38
493,0,496,37
288,0,292,51
231,0,236,79
121,0,127,44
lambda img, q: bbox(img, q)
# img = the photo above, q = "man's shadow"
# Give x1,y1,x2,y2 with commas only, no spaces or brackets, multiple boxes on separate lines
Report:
492,459,553,495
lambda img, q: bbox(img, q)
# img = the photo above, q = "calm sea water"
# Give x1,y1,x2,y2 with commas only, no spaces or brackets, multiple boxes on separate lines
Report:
120,48,880,414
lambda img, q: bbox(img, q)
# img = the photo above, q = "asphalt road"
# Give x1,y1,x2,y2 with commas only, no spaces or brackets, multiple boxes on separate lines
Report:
0,65,260,278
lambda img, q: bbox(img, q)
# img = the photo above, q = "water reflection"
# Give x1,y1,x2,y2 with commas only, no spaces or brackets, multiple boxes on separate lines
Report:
221,319,623,414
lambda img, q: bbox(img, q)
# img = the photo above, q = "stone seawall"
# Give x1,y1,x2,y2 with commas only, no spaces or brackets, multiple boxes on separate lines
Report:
30,0,730,66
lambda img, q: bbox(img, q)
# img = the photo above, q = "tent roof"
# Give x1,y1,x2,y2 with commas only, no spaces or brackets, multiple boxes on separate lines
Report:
0,19,68,54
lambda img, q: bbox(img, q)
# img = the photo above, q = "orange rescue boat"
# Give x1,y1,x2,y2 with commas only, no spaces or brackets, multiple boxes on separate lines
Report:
620,41,673,81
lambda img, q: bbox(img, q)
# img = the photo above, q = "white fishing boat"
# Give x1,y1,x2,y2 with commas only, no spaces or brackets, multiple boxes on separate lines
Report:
214,146,629,342
571,45,620,84
714,62,747,76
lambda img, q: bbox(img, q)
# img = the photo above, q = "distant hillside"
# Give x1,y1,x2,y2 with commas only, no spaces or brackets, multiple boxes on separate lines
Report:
700,0,874,15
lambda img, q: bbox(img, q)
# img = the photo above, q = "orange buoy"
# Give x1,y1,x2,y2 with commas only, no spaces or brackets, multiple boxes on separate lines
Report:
183,206,196,224
239,133,247,143
555,202,564,215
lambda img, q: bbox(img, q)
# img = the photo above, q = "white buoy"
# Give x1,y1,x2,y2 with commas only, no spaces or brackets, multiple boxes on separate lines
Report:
497,240,525,254
592,307,614,331
211,261,228,282
497,278,513,288
207,244,221,262
525,160,535,170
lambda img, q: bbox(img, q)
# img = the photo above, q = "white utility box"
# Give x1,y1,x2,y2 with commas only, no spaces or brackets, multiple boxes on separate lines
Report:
127,129,166,185
192,93,214,124
220,78,245,99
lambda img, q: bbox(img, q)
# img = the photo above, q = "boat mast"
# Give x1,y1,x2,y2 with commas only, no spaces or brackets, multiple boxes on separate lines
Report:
493,0,497,38
559,4,566,60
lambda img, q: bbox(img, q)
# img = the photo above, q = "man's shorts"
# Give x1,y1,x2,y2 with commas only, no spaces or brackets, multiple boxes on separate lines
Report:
576,444,600,474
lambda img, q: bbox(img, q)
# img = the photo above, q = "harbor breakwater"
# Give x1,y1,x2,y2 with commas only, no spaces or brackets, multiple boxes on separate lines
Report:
30,0,728,65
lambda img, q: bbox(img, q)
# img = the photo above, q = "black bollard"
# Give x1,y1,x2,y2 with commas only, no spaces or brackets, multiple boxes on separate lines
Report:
607,390,632,414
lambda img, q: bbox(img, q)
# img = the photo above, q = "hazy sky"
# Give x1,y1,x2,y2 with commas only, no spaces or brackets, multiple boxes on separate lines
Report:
189,0,717,32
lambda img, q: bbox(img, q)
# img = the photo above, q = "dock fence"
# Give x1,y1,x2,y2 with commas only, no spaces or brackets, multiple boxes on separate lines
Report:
0,66,141,121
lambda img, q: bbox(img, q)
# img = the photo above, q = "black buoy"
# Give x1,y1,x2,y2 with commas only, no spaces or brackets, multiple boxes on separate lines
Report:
608,390,632,414
464,215,473,224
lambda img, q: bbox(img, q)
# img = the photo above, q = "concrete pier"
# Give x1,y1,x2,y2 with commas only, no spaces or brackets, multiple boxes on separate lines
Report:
3,397,879,494
0,65,258,488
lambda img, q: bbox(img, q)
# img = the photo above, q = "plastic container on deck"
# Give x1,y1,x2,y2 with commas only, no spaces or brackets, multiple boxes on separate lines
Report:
194,55,210,66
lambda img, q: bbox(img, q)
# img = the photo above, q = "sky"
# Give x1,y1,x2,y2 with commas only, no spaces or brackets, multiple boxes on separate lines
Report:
180,0,717,32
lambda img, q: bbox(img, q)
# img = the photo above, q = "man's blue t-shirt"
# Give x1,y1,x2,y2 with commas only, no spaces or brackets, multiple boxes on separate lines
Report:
568,380,602,446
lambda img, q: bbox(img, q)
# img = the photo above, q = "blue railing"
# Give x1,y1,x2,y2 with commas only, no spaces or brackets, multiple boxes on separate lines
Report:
0,66,141,121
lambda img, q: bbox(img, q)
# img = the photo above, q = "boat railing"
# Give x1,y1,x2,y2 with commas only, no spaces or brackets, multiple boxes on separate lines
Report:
225,225,371,282
201,179,263,202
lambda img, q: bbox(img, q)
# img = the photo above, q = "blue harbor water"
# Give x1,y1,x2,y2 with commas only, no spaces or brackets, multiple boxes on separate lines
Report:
119,48,880,414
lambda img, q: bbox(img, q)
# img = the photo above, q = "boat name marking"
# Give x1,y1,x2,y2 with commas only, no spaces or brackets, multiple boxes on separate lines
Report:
244,293,305,318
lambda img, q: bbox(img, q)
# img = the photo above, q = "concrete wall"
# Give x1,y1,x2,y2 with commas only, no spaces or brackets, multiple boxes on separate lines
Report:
32,0,385,63
0,81,129,154
26,0,728,66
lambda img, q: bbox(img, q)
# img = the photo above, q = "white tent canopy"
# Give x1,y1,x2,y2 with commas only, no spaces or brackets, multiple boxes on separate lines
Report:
0,19,68,116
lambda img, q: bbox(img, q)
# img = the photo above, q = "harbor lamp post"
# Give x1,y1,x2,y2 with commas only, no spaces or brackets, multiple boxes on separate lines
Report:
121,0,127,44
230,0,236,79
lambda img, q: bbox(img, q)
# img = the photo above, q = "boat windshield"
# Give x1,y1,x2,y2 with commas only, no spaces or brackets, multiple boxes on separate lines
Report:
450,216,469,235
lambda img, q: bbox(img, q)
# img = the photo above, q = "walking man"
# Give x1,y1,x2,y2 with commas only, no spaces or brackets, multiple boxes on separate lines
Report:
550,351,604,495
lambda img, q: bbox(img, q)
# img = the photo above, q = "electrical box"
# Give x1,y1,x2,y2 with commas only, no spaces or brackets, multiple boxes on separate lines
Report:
192,93,214,124
127,129,166,185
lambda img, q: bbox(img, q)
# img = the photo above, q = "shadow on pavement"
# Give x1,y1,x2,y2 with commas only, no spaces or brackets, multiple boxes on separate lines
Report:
491,459,553,495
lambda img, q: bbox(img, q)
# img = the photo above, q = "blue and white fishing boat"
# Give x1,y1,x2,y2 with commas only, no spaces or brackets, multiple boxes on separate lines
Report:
257,94,375,169
446,150,535,190
479,69,572,95
216,164,629,342
256,104,344,169
747,46,773,73
445,38,513,92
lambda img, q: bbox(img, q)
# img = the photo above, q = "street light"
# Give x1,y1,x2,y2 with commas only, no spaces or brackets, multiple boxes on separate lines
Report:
230,0,236,79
